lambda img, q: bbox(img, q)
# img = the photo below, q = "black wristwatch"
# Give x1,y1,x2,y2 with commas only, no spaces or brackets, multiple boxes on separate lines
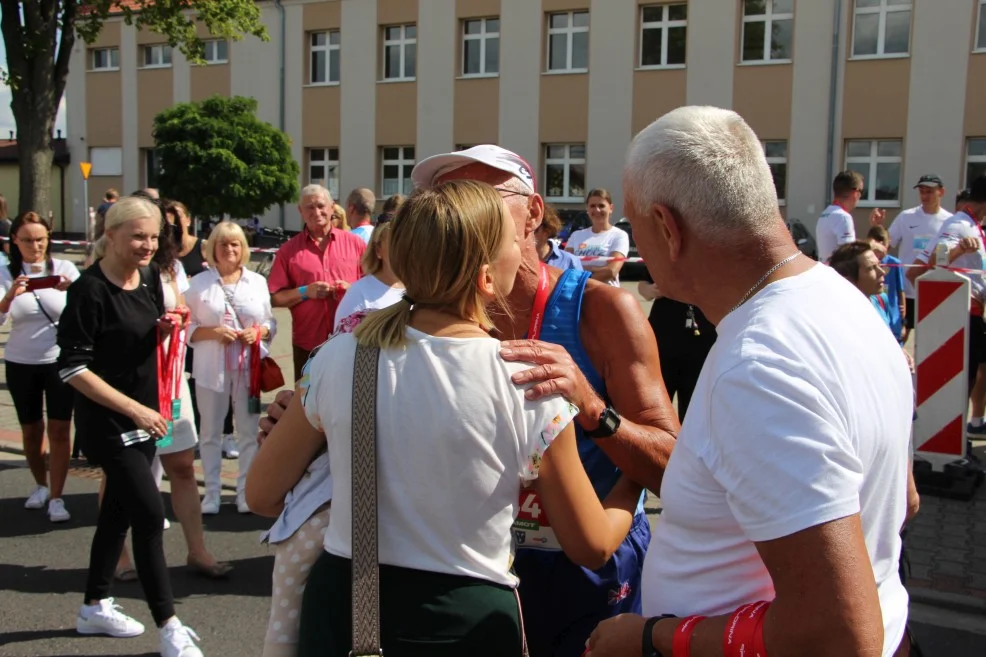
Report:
643,615,676,657
585,405,621,438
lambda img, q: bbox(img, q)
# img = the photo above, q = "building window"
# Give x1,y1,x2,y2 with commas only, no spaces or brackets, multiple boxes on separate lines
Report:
741,0,793,63
762,141,787,204
462,17,500,76
639,4,687,68
308,148,340,200
310,31,341,84
142,149,161,189
845,139,903,204
852,0,912,58
547,11,589,73
544,144,586,202
91,48,119,71
967,138,986,187
90,147,123,176
977,1,986,52
140,44,172,68
382,147,415,196
383,25,417,81
203,39,228,64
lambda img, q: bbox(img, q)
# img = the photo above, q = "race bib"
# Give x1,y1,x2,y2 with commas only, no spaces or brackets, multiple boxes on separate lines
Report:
913,236,930,252
512,489,562,551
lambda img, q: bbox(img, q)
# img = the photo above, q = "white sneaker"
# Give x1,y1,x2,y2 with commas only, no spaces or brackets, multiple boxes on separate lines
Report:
25,485,49,510
163,517,171,530
76,598,145,637
201,492,220,515
48,498,71,522
222,435,239,459
236,492,251,515
160,617,204,657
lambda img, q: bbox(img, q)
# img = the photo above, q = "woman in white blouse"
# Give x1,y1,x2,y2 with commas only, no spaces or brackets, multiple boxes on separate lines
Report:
0,212,79,522
186,221,275,515
333,219,404,330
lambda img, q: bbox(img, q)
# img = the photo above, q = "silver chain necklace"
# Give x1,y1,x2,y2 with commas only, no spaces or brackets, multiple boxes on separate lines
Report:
728,252,802,316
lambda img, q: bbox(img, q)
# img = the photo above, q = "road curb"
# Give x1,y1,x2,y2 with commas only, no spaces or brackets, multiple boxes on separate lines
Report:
908,586,986,616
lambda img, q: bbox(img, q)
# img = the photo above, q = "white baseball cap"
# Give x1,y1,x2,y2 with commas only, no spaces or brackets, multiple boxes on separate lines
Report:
411,145,537,194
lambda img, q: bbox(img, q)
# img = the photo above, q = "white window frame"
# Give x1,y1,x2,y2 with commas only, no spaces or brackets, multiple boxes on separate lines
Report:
461,17,500,77
762,140,787,205
382,24,417,81
966,138,986,188
309,31,341,85
845,139,903,207
140,43,172,69
203,39,228,64
544,144,586,203
741,0,794,64
851,0,912,59
976,0,986,53
90,147,123,176
381,147,415,196
546,11,589,74
638,4,687,69
308,148,340,201
91,47,119,71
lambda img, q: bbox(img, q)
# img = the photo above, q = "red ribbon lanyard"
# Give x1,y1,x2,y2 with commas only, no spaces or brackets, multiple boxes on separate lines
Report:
527,263,550,341
876,294,887,312
157,307,189,420
250,335,262,399
833,201,851,213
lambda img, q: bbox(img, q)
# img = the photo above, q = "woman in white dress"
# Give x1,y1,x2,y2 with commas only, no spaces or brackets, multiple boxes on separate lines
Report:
333,220,404,331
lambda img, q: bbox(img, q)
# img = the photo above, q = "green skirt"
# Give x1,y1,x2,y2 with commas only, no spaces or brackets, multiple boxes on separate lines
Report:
298,551,524,657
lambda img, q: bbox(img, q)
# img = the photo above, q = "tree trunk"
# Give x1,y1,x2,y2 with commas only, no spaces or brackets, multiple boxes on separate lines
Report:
16,120,55,220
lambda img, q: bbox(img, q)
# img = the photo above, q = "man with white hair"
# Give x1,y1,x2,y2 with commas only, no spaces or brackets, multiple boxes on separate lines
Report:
586,107,914,657
258,146,680,656
268,184,366,380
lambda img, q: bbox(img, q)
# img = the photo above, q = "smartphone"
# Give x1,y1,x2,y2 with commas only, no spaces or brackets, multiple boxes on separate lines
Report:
25,275,61,291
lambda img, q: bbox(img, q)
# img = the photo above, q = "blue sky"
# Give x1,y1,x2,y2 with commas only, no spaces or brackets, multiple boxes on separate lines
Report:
0,34,68,140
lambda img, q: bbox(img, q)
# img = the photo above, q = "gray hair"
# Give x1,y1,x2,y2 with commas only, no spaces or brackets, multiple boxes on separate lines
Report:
624,106,778,243
346,187,376,217
300,184,333,205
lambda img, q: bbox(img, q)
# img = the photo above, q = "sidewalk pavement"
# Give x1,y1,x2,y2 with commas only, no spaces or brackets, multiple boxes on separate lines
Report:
2,251,985,613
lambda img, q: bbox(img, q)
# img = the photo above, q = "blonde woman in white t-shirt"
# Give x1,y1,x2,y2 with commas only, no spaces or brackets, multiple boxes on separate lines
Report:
247,180,641,657
0,212,79,522
332,219,404,331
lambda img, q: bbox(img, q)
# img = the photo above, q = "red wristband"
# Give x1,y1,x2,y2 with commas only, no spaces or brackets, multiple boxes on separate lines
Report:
724,602,769,657
753,601,770,657
672,615,705,657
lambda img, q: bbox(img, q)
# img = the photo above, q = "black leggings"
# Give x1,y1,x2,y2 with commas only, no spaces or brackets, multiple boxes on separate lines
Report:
5,361,74,424
84,439,174,625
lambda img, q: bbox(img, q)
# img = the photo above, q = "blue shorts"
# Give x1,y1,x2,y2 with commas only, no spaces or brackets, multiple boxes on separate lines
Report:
514,512,650,657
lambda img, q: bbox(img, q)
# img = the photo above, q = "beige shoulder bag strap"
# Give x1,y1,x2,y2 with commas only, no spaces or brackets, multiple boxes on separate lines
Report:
351,342,383,656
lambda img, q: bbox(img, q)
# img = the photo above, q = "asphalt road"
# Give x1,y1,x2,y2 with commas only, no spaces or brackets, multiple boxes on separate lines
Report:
1,458,985,656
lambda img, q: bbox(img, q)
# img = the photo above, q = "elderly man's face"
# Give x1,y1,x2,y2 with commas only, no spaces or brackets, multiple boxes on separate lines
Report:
300,193,332,232
436,163,536,245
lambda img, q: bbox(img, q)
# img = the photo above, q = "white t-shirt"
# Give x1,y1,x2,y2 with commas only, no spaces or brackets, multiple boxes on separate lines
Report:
816,204,856,263
642,265,912,657
0,258,80,364
351,225,374,244
333,275,405,331
566,226,630,287
888,206,952,297
918,211,986,302
300,328,578,587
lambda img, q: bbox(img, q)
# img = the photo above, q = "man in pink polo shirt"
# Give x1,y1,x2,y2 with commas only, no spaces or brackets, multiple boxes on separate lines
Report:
269,184,366,381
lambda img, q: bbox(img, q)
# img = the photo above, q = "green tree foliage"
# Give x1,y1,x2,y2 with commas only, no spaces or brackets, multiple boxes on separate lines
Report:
0,0,267,222
154,95,299,221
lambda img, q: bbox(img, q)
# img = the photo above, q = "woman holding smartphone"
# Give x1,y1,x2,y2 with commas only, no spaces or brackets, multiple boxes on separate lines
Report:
0,211,79,521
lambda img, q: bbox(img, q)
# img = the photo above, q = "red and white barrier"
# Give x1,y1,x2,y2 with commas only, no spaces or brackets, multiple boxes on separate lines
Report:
914,258,970,470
